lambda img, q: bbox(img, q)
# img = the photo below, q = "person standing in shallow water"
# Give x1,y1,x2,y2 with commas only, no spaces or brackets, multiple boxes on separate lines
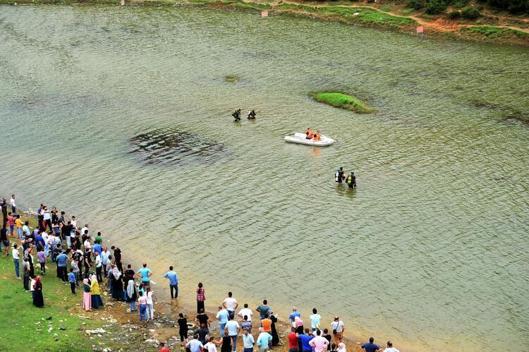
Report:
163,265,179,299
196,282,205,313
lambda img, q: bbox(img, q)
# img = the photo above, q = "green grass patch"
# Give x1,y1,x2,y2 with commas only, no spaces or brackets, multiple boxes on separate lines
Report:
462,25,529,39
310,91,375,113
277,3,416,27
0,248,99,351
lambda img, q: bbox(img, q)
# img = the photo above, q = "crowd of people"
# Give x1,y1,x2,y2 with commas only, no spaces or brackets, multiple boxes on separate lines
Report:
0,196,161,322
1,195,400,352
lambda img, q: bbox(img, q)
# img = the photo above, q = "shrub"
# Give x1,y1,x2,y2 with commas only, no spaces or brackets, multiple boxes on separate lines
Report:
461,6,481,18
425,0,448,14
407,0,425,10
452,0,470,7
447,10,461,18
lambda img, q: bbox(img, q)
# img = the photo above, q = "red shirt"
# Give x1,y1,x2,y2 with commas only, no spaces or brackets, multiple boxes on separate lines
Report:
288,332,298,349
159,347,170,352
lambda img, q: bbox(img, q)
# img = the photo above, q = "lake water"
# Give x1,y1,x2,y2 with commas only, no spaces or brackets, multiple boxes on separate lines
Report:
1,5,528,351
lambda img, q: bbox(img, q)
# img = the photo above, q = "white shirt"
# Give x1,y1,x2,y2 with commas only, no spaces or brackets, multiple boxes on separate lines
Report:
310,313,321,329
146,291,154,305
384,348,399,352
43,212,51,221
225,320,240,336
204,342,217,352
243,334,255,349
331,320,344,332
12,248,19,260
186,339,203,352
238,307,253,320
223,297,238,311
95,254,102,268
10,197,16,207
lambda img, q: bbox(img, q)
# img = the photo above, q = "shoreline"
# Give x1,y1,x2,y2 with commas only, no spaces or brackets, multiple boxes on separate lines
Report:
3,204,415,352
0,0,528,46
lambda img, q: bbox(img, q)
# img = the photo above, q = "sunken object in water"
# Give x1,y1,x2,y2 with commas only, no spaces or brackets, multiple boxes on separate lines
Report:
129,128,228,165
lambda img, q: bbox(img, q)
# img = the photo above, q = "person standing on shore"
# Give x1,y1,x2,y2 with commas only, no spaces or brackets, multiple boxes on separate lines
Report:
196,282,206,314
91,274,104,309
138,291,148,322
287,327,298,352
177,313,188,342
256,300,270,320
10,194,16,214
223,292,239,320
289,307,301,327
15,215,23,240
270,312,279,346
32,276,44,307
68,268,77,294
310,329,329,352
186,334,204,352
82,278,92,311
7,212,15,237
196,308,210,328
383,341,399,352
126,278,138,312
163,266,179,299
330,317,345,343
146,286,155,320
137,263,152,286
238,303,253,322
217,305,230,337
12,243,20,278
310,308,321,332
298,329,313,352
225,315,240,352
242,329,255,352
56,250,68,282
361,337,380,352
256,328,272,352
322,329,332,350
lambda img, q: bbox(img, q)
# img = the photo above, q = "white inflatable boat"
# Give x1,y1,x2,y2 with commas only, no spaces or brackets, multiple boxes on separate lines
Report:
284,132,335,147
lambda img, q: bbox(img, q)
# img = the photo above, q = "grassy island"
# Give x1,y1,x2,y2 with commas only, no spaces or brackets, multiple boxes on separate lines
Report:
311,91,375,114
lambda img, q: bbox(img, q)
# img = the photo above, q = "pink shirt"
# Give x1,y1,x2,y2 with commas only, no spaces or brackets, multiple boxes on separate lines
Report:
309,336,329,352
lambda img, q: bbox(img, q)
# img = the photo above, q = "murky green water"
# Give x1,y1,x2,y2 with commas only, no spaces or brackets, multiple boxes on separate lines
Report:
1,5,529,351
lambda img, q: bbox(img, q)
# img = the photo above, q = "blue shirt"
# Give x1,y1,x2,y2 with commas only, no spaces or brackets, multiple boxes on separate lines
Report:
68,272,76,283
361,343,380,352
299,334,313,352
138,267,151,282
56,253,68,267
93,243,102,256
289,311,301,322
217,309,229,324
164,271,179,286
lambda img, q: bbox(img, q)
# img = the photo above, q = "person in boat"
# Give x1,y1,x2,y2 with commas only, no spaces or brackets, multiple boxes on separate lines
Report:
346,172,356,189
313,130,321,141
335,167,345,184
247,110,256,120
232,109,241,122
305,128,313,140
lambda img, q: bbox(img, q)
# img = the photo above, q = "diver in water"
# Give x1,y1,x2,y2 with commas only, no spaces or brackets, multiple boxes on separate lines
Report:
247,110,256,120
232,109,241,122
346,172,356,189
335,167,345,184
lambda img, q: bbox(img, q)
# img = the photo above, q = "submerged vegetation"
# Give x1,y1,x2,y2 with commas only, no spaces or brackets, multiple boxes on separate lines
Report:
311,92,375,114
224,74,240,83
